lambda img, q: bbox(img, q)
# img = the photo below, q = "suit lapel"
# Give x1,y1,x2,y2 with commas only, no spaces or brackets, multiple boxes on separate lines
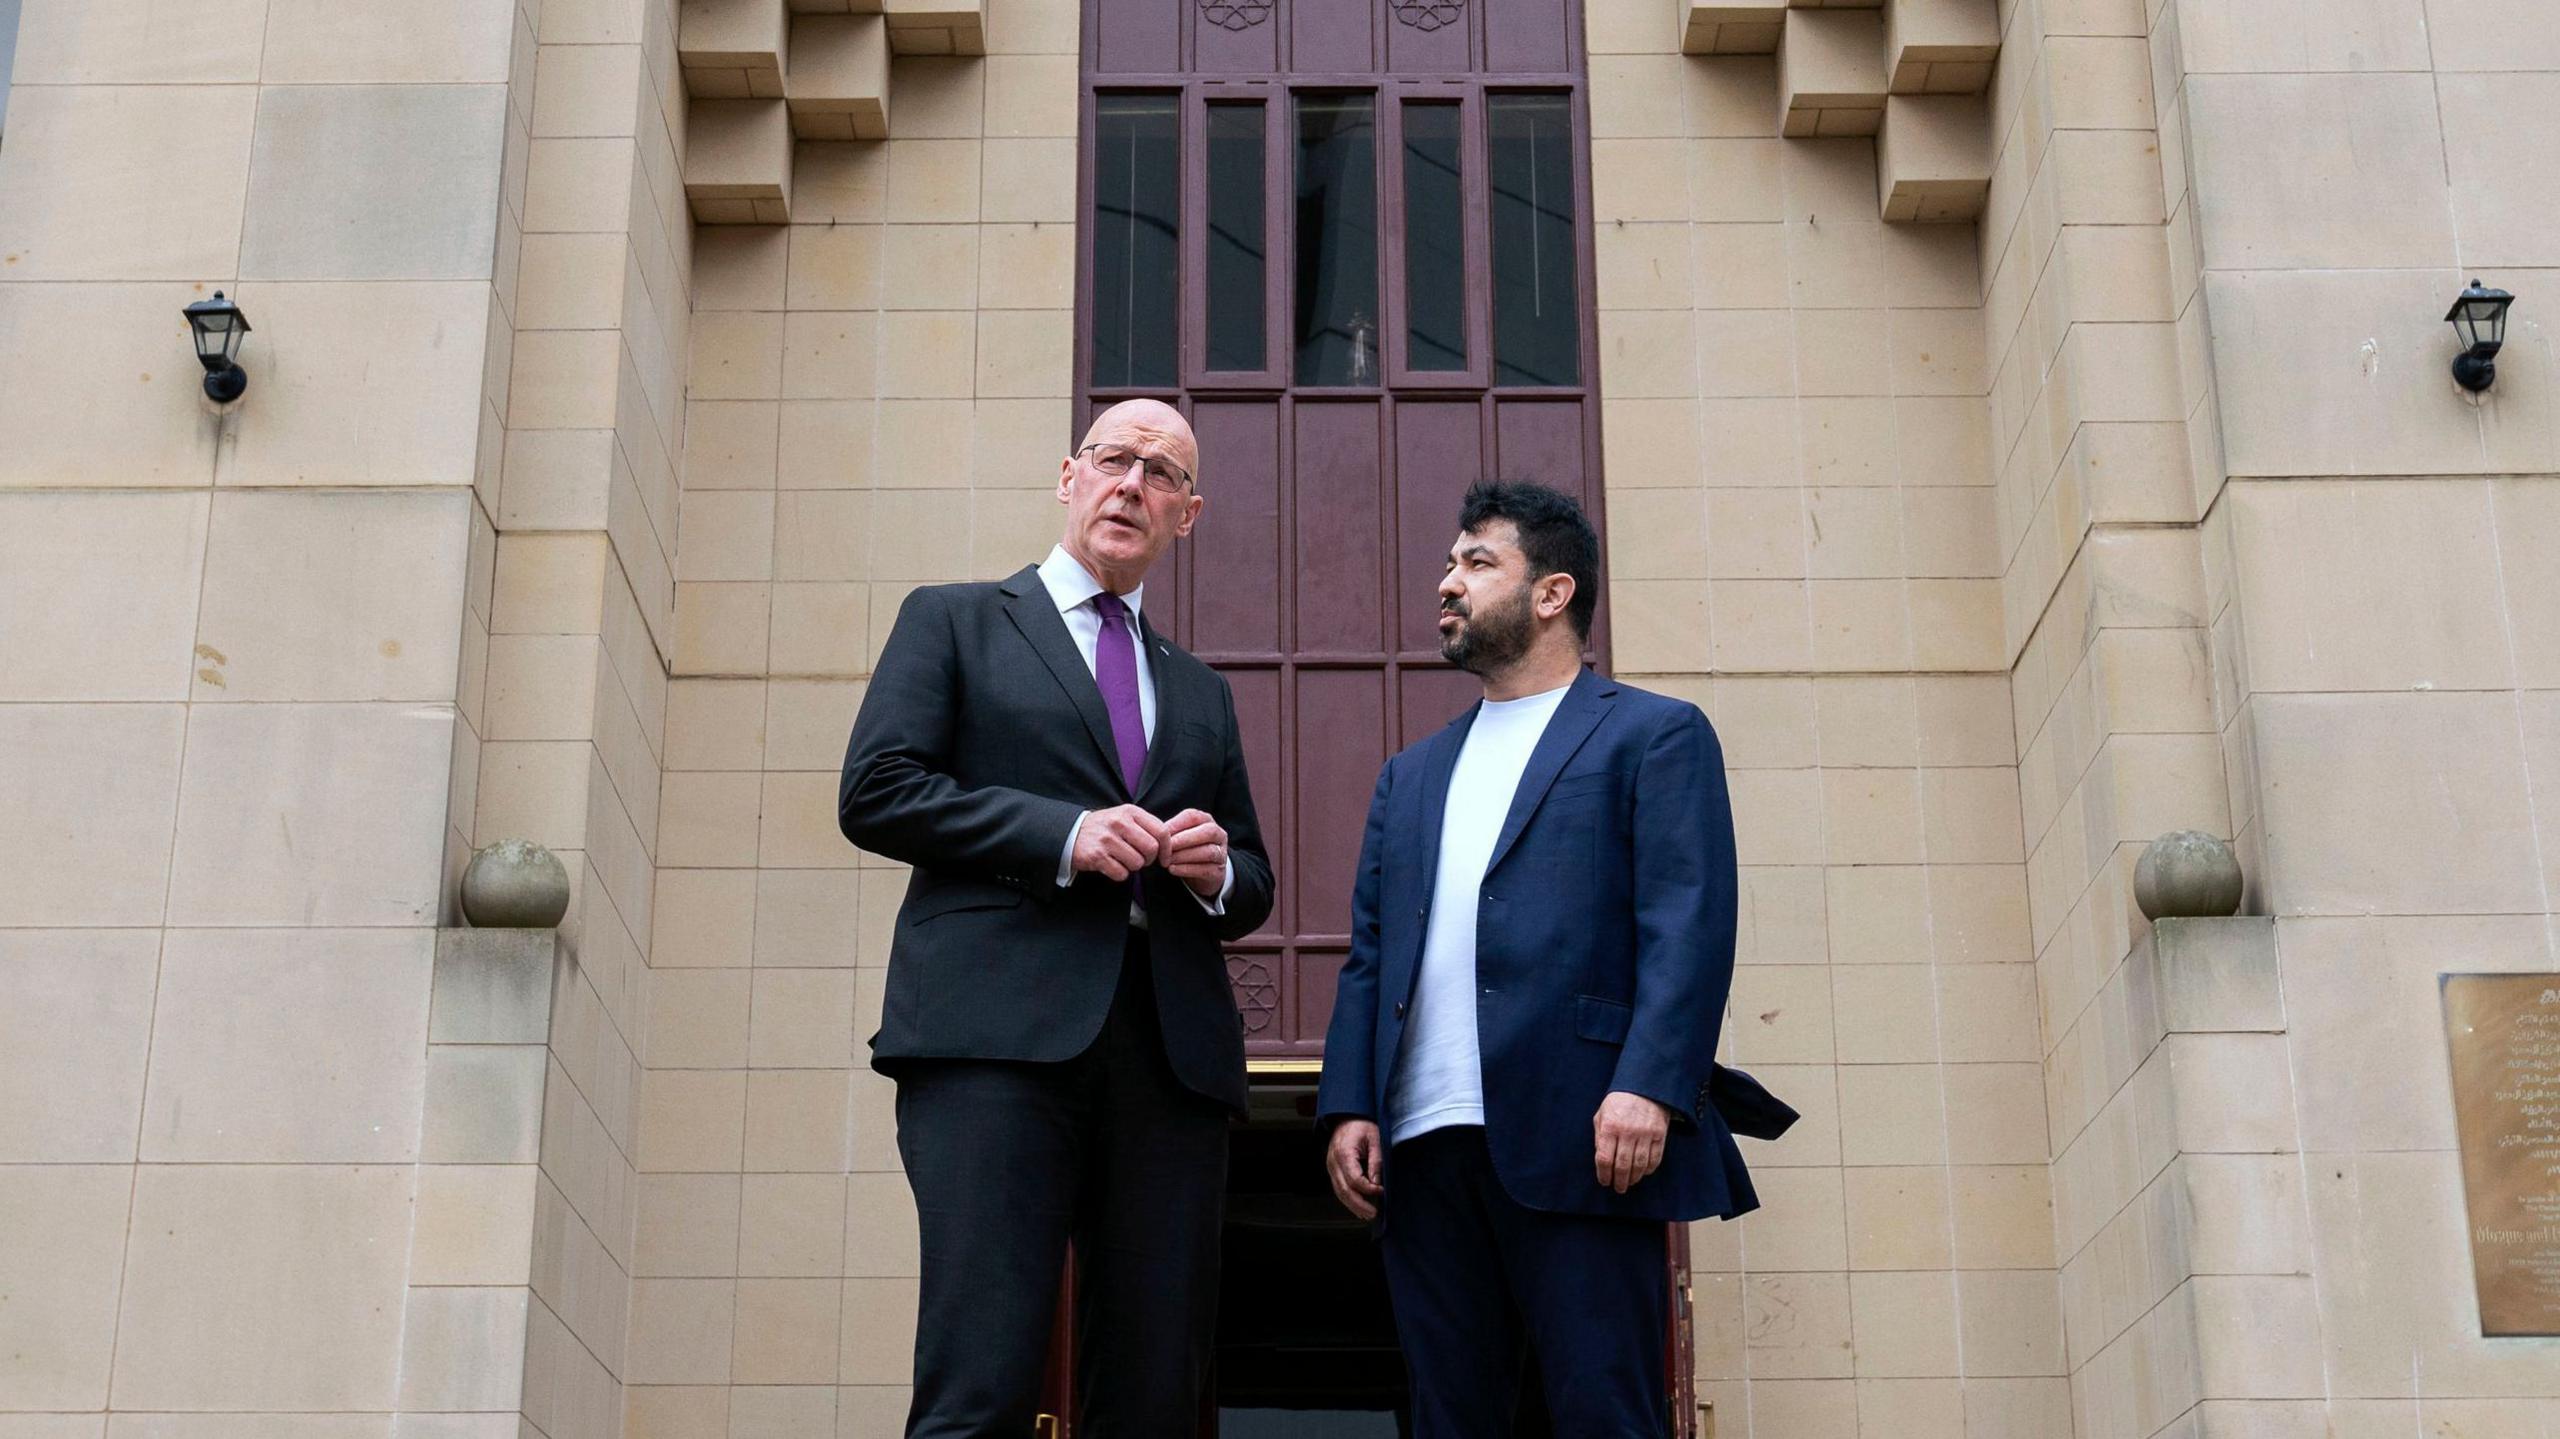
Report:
999,566,1130,798
1133,615,1181,799
1385,710,1477,1010
1482,669,1615,877
1410,705,1475,902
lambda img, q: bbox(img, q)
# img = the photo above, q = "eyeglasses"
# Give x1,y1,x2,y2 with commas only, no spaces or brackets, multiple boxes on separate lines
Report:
1077,443,1193,494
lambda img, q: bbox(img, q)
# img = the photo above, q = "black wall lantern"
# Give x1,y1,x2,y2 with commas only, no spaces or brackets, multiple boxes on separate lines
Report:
2445,279,2514,393
181,291,252,403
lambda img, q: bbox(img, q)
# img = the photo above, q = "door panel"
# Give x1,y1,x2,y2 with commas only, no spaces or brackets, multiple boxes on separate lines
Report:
1196,2,1277,73
1188,401,1283,655
1077,0,1687,1426
1386,2,1472,76
1392,402,1483,652
1095,0,1180,72
1291,0,1373,73
1226,664,1286,940
1485,0,1572,72
1397,665,1481,749
1291,667,1386,943
1495,398,1585,486
1294,950,1349,1040
1292,404,1387,656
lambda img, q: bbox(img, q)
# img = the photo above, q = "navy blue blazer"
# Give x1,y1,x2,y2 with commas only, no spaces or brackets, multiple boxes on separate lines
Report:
1315,669,1770,1222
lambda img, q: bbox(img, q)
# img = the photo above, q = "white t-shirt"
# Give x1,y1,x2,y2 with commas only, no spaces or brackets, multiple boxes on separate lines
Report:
1384,682,1572,1146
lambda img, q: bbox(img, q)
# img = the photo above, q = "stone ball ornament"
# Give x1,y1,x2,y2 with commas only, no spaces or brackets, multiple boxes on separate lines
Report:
460,839,572,929
2133,830,2244,921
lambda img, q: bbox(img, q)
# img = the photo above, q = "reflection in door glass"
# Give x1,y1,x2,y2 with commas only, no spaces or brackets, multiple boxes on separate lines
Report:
1207,103,1268,372
1401,101,1466,372
1294,94,1380,387
1488,94,1580,387
1093,94,1180,387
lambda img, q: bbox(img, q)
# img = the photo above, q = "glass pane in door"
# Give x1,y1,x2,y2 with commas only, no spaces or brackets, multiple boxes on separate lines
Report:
1093,93,1180,387
1294,93,1381,387
1207,103,1269,372
1401,101,1467,371
1488,93,1579,387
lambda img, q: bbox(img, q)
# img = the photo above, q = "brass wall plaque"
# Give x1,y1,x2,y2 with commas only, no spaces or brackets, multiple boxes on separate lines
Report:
2442,973,2560,1336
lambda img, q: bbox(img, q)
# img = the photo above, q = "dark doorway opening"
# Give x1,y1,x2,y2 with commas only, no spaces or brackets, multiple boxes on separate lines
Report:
1214,1119,1408,1435
1207,1091,1681,1438
1036,1088,1692,1437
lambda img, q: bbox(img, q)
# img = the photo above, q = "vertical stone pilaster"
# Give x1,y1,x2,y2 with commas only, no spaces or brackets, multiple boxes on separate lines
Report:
2050,918,2320,1437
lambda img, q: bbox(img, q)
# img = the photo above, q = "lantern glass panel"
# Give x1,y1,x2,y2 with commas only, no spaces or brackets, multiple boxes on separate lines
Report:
185,298,248,367
2445,285,2512,353
2465,298,2509,350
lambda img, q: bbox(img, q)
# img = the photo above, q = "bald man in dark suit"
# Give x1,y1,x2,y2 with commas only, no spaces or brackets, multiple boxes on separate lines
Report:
840,399,1274,1438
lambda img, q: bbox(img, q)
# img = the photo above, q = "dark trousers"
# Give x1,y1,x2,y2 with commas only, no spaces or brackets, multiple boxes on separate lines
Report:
895,932,1231,1439
1379,1127,1668,1439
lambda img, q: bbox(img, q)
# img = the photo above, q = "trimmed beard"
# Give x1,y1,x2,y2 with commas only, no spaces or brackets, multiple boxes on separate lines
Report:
1440,581,1537,675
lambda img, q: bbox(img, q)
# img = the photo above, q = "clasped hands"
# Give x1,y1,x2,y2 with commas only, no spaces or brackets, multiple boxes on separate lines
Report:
1324,1091,1673,1220
1071,804,1228,897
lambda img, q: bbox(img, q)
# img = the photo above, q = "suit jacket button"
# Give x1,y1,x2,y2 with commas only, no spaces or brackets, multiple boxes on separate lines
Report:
1394,1001,1406,1019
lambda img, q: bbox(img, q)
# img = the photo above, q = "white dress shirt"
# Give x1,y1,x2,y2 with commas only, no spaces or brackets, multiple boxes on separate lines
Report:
1038,545,1233,919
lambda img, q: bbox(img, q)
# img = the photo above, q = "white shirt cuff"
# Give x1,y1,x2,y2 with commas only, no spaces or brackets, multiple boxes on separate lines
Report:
1057,811,1086,887
1190,856,1234,915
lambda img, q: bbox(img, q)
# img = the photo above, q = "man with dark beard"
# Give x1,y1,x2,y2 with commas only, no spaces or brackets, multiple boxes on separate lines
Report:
1315,481,1783,1437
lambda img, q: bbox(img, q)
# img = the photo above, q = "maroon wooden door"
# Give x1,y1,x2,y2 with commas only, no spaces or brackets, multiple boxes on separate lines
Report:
1077,0,1610,1068
1070,3,1693,1435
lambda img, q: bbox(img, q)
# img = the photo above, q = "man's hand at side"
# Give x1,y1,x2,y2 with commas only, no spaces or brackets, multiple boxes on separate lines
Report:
1325,1119,1387,1221
1071,804,1169,881
1159,808,1230,898
1594,1092,1670,1194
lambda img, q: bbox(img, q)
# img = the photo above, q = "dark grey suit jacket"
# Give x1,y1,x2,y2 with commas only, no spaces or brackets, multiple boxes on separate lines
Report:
838,563,1276,1113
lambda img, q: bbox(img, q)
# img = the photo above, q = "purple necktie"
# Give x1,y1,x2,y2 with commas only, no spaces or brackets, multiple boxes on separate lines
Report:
1092,591,1148,793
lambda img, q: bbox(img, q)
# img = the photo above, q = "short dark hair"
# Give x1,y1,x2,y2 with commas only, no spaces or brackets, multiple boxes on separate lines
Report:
1458,480,1600,640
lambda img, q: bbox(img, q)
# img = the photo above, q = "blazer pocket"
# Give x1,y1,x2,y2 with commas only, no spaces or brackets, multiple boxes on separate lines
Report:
1544,773,1613,805
907,883,1026,923
1174,720,1225,775
1574,994,1633,1045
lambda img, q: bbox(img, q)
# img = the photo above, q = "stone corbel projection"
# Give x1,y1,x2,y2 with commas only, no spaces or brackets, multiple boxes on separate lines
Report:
680,0,984,222
1684,0,1998,222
